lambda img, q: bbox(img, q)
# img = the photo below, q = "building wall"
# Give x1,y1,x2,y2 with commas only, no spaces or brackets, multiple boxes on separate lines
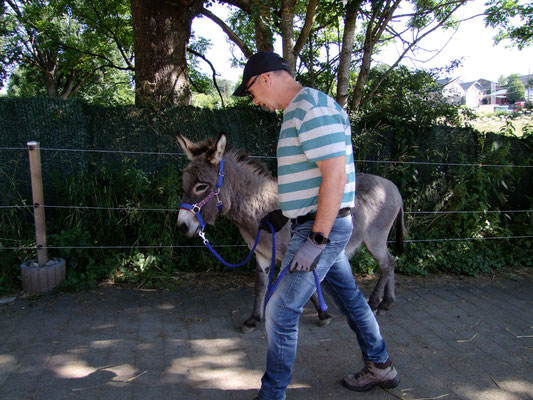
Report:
465,86,485,108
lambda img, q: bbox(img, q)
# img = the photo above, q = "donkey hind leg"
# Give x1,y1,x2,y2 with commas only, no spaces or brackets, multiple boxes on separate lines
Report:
241,254,270,334
310,290,332,327
365,241,396,313
378,270,395,314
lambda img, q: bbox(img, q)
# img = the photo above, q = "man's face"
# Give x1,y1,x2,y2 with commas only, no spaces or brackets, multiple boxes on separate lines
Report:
245,73,277,111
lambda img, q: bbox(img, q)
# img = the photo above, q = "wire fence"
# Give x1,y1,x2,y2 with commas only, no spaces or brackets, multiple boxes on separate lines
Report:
2,145,533,167
1,144,532,252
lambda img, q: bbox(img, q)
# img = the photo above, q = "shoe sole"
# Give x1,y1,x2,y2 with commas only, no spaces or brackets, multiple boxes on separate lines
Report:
342,375,400,392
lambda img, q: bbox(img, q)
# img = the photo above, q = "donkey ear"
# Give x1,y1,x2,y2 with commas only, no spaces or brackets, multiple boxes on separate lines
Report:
210,132,227,164
176,133,198,160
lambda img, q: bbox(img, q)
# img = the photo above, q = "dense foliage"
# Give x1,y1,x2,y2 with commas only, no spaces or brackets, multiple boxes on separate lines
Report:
0,162,254,292
485,0,533,49
1,0,135,103
354,66,476,129
0,99,531,295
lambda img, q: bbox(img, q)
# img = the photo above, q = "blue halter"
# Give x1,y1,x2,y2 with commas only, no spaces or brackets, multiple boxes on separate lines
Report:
179,160,225,232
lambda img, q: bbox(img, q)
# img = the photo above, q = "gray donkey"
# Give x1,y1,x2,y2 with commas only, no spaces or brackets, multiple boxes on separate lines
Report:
177,132,405,333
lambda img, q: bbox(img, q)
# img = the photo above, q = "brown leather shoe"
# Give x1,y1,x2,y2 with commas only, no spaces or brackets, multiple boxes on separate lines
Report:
343,359,400,392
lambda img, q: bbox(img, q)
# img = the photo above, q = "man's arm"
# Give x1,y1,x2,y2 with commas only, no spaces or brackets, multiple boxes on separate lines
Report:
312,155,347,238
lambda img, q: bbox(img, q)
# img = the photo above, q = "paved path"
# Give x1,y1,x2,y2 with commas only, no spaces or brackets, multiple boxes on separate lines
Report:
1,269,532,400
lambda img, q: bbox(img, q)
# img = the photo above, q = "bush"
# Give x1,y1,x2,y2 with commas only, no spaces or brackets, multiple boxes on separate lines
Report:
1,101,531,294
0,161,255,294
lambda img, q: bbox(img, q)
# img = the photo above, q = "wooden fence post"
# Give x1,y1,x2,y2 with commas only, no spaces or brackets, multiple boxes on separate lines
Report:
27,141,48,266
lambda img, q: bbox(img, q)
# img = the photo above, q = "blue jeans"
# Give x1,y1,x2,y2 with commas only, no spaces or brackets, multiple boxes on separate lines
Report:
258,215,389,400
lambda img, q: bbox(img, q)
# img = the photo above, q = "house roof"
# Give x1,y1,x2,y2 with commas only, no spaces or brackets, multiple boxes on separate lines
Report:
518,75,533,87
459,81,484,91
483,88,508,98
436,77,461,89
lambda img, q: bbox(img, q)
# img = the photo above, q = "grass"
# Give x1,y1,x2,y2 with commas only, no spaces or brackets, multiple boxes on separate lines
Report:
470,109,533,136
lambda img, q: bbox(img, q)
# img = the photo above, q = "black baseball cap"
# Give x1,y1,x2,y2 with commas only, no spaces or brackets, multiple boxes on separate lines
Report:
233,51,290,97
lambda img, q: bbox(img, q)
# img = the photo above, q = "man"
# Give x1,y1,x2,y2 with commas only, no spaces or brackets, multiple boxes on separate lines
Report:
233,51,400,400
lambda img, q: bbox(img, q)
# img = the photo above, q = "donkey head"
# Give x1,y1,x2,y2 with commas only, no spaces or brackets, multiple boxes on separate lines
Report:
176,132,227,237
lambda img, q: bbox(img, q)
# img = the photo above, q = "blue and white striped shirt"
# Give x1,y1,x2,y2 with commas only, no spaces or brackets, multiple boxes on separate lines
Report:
278,87,356,218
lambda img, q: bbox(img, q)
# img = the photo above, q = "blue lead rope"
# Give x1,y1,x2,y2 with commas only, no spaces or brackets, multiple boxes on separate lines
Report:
198,222,327,313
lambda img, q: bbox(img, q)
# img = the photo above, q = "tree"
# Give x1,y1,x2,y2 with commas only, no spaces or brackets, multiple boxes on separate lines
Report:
0,0,134,99
2,0,471,109
506,76,525,103
485,0,533,49
6,63,135,104
201,0,469,111
355,65,472,129
349,0,469,112
130,0,206,106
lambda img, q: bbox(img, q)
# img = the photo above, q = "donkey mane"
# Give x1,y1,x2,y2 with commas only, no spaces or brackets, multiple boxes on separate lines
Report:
188,138,272,178
192,136,272,179
226,148,273,179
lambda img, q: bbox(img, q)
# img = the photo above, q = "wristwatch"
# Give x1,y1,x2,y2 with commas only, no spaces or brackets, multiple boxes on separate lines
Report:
309,231,330,245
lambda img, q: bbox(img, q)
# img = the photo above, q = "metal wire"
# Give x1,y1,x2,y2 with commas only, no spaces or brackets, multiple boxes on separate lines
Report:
0,146,186,157
1,204,531,216
0,244,250,250
2,235,532,252
1,145,531,252
0,146,531,168
0,204,179,212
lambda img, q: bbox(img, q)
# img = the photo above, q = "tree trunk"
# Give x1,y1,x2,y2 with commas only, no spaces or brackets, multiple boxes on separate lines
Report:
336,0,362,109
280,0,317,76
39,49,59,97
131,0,203,106
350,30,373,112
350,0,401,112
251,0,274,52
44,71,58,97
280,0,296,74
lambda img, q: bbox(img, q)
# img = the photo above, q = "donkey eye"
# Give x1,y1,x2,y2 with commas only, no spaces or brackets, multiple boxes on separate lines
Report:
194,183,209,193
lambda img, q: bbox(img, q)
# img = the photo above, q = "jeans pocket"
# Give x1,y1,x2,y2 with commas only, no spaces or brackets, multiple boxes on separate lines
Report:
328,216,353,246
291,220,313,240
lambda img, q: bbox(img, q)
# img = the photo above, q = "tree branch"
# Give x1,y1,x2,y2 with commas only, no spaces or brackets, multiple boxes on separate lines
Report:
187,47,226,107
86,0,135,70
361,2,466,107
293,0,318,57
200,6,253,58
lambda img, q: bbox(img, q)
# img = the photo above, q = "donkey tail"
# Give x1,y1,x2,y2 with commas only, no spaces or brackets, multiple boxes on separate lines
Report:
395,205,406,255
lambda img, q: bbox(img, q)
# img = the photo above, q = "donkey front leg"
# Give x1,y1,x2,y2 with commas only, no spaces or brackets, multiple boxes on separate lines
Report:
310,291,332,327
241,254,270,334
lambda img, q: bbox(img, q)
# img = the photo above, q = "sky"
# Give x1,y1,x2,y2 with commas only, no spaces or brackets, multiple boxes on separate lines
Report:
192,0,533,84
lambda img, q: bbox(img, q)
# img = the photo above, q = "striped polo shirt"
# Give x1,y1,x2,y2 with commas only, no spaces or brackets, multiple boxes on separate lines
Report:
277,87,356,218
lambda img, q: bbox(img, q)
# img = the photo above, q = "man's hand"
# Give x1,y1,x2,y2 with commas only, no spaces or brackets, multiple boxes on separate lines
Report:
259,209,289,232
289,237,325,273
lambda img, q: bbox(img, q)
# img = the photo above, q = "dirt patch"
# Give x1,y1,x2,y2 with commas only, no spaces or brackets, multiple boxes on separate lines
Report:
102,266,533,292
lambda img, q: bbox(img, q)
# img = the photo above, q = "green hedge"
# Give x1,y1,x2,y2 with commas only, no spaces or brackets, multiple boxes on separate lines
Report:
0,98,531,294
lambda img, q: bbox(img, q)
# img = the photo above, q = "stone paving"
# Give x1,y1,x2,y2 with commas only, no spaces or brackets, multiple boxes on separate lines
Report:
1,269,532,400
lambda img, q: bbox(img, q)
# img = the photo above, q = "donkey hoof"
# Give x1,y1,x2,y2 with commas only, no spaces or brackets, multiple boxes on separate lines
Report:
376,302,391,316
240,318,259,334
376,308,388,316
317,315,332,327
240,324,257,334
367,297,380,312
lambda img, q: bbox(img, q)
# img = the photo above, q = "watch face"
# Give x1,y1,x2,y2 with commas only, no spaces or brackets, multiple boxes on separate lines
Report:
311,232,327,245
